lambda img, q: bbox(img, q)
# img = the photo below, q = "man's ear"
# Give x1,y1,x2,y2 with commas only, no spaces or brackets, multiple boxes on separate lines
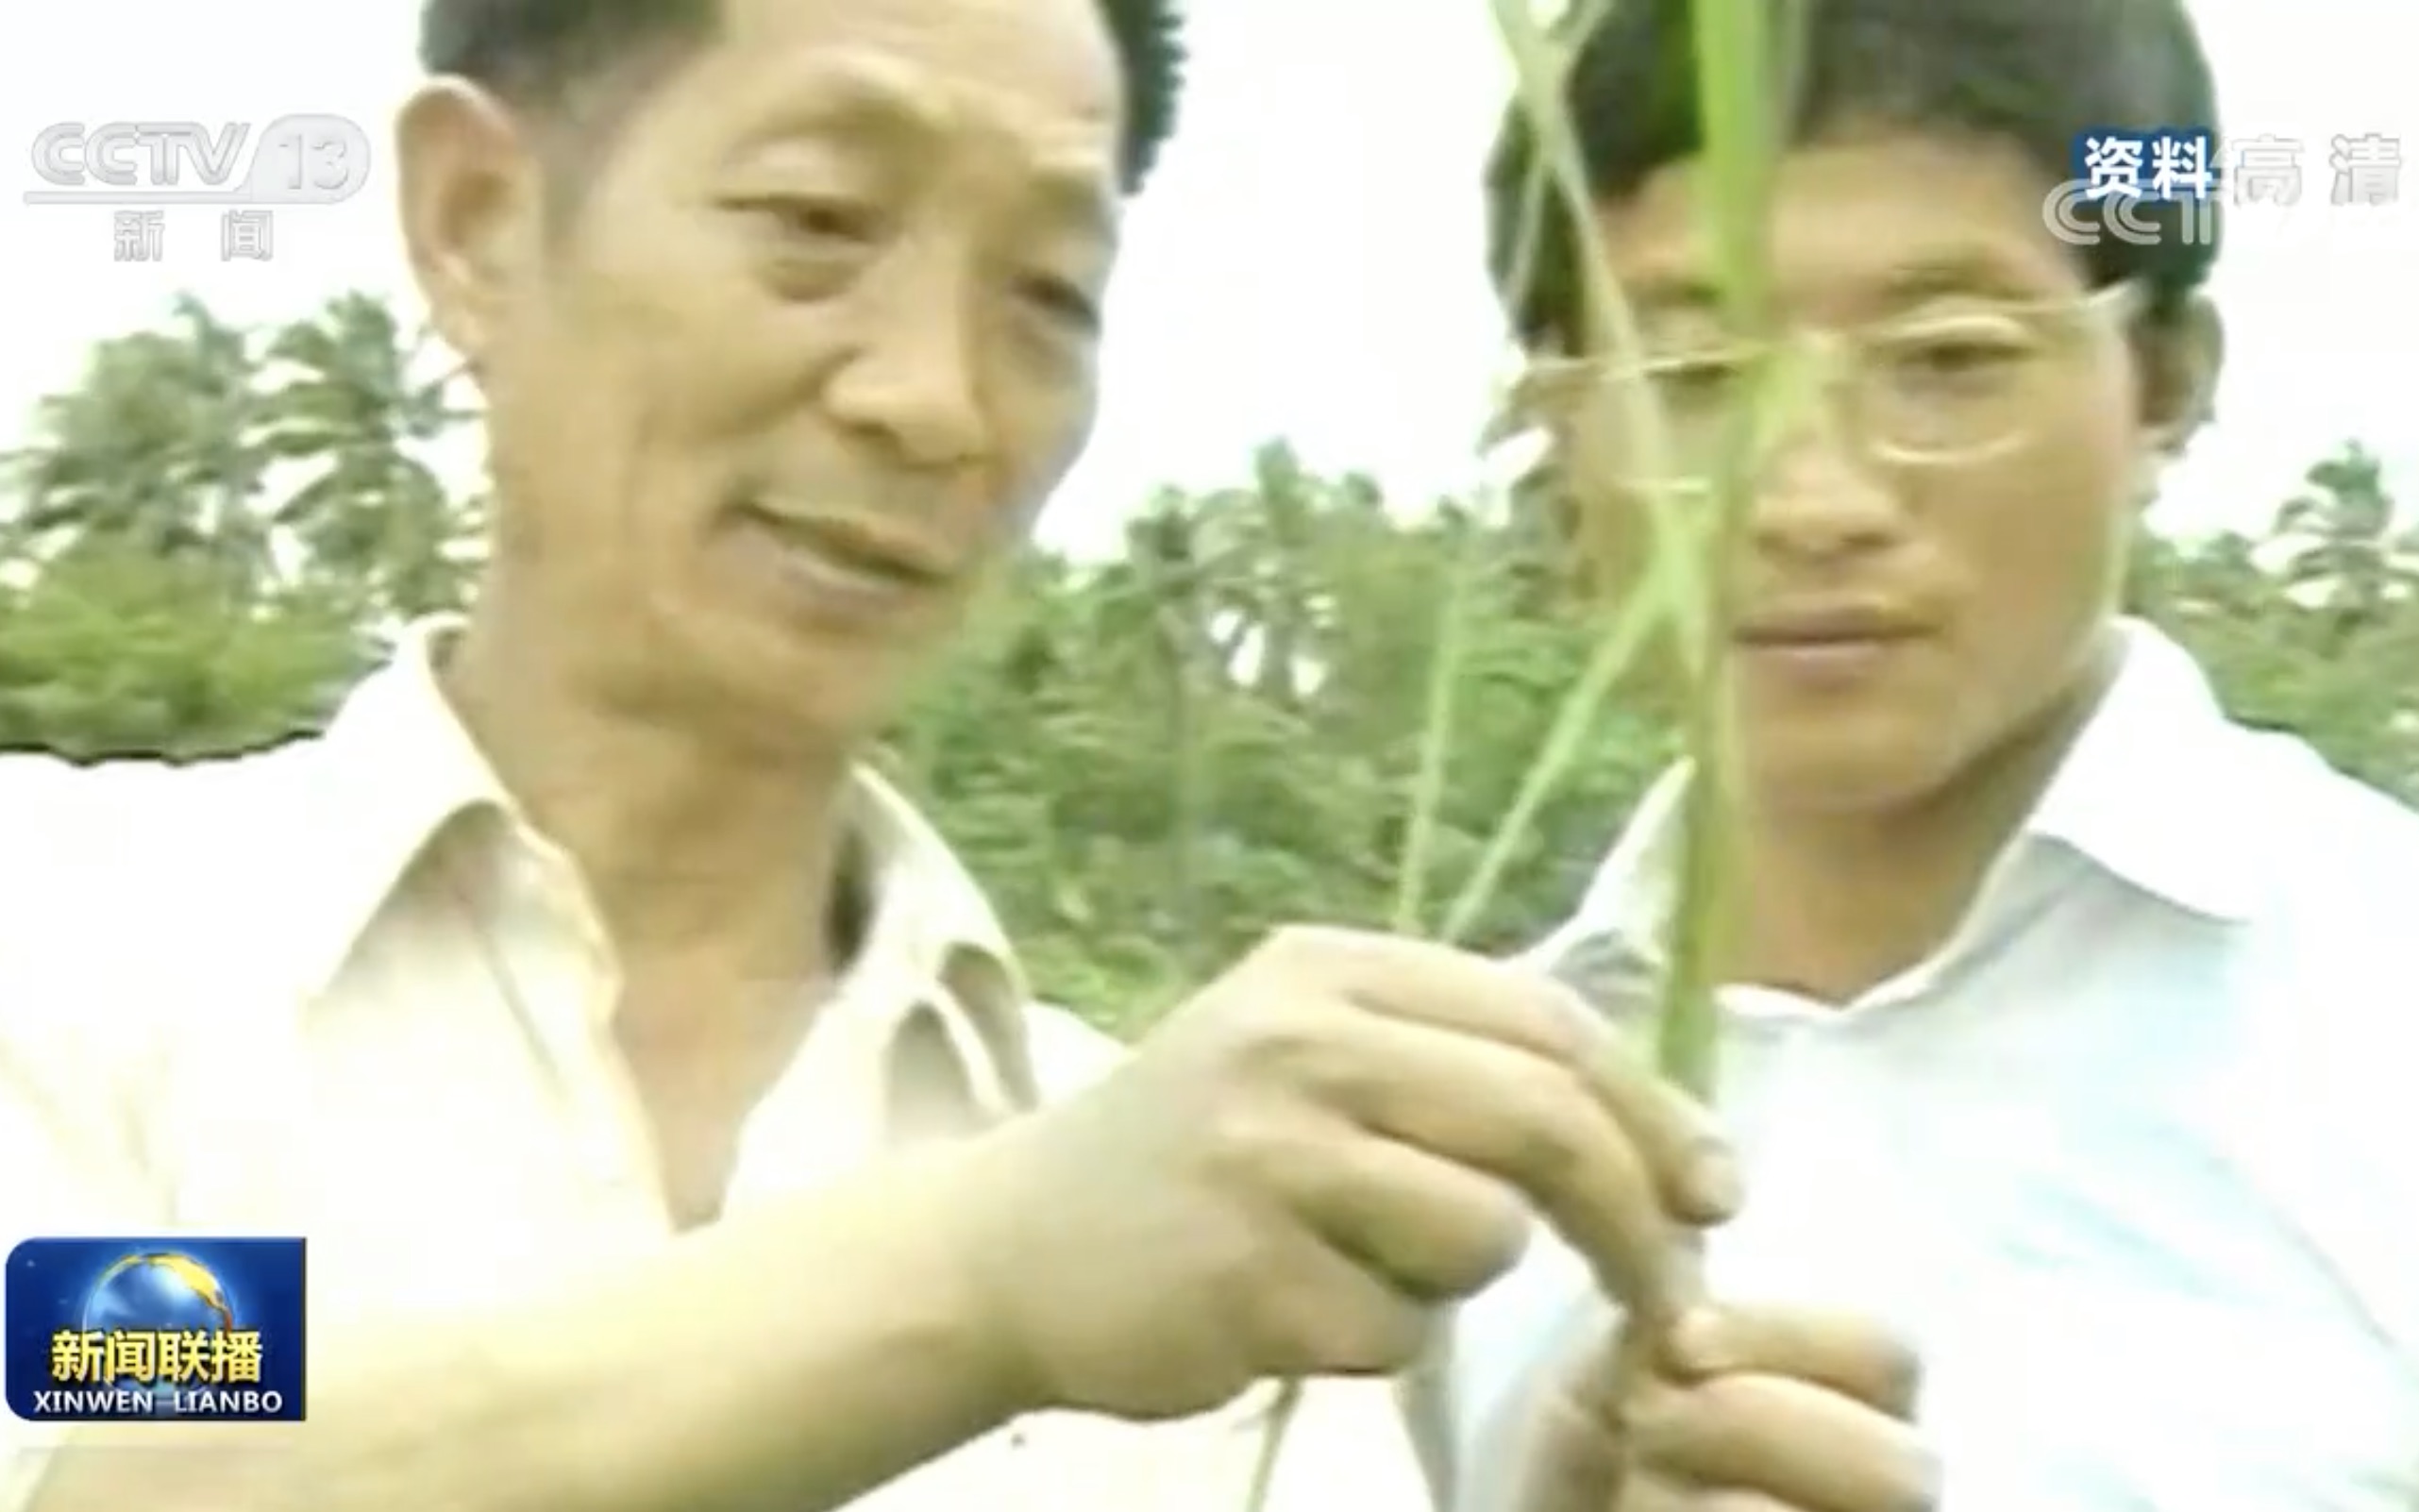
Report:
1498,354,1630,599
394,78,546,372
2136,292,2223,461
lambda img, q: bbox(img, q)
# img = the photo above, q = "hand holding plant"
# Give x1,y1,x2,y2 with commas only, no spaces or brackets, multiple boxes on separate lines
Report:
964,926,1738,1420
1505,1302,1931,1512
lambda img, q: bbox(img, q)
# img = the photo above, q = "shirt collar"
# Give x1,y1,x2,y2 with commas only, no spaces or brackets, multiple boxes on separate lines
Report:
1547,616,2264,972
290,617,1037,1103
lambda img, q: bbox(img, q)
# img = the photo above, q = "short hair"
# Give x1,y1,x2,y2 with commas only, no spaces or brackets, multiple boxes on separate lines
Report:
418,0,1184,193
1487,0,2220,348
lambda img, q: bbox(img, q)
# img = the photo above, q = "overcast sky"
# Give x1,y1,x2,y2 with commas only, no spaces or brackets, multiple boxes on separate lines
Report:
1,0,2411,557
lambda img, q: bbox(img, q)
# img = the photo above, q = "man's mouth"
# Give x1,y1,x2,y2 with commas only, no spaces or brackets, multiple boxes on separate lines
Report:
1728,601,1931,686
1734,604,1923,647
742,502,955,590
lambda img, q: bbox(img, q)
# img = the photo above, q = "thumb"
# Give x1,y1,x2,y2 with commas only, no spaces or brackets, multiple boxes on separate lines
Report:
1509,1386,1630,1512
1475,1312,1631,1512
1551,1308,1635,1425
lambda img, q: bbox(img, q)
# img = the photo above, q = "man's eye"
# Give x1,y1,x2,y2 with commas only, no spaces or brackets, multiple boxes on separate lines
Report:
1651,359,1739,403
1895,336,2024,377
753,196,879,244
1019,275,1100,330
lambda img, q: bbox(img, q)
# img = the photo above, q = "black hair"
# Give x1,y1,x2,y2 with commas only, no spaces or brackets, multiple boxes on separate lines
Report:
418,0,1184,193
1487,0,2220,347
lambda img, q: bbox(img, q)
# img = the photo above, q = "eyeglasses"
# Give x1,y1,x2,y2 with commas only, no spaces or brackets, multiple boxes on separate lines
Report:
1515,280,2142,486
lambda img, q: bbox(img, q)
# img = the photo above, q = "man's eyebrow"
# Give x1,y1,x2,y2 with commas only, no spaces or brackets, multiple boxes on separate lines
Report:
1625,275,1723,318
1604,254,2066,341
732,54,1117,238
1871,252,2058,307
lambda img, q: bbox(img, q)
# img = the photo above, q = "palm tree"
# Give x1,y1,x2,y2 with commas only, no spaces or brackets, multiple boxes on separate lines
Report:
259,292,483,622
6,295,273,582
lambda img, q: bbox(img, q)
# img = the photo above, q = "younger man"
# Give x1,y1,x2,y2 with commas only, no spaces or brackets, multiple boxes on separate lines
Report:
1448,0,2419,1507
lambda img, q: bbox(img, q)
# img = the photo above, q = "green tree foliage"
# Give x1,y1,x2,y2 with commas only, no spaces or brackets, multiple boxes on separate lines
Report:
4,295,2414,1025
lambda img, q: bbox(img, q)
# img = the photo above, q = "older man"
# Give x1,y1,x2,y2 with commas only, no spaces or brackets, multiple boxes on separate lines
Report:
0,1,1761,1509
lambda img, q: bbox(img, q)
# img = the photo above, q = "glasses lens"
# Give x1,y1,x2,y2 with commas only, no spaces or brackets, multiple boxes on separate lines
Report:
1540,309,2063,479
1856,317,2047,461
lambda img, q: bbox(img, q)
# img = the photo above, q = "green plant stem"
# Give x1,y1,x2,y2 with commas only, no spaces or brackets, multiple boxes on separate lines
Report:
1240,0,1789,1500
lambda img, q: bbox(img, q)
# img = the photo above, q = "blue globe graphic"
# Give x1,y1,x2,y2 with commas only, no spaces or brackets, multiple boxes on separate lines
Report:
78,1253,238,1412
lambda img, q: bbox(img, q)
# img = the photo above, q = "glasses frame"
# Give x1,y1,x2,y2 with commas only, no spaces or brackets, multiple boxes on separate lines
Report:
1512,279,2145,485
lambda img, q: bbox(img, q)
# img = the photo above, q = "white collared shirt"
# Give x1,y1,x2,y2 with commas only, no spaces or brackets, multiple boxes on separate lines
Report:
0,622,1424,1511
1445,620,2419,1510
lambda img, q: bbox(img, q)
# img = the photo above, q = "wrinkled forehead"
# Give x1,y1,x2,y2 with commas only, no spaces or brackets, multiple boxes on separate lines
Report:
634,0,1123,187
1591,135,2091,328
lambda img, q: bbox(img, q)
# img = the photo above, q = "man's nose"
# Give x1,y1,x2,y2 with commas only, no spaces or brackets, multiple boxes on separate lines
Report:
1748,415,1904,563
823,253,988,470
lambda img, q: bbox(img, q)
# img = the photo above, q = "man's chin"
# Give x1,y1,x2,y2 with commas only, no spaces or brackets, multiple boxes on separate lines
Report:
656,613,925,748
1737,730,1948,818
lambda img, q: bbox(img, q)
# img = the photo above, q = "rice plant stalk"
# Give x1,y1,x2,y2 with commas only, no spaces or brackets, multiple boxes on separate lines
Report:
1239,0,1789,1502
1656,0,1789,1094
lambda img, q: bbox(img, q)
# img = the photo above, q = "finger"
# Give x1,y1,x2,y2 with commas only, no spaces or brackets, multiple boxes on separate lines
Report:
1619,1469,1702,1512
1550,1307,1634,1428
1241,1226,1433,1379
1499,1365,1631,1512
1263,925,1597,1059
1287,1128,1534,1302
1629,1373,1940,1512
1572,1027,1740,1228
1624,1475,1793,1512
1662,1305,1922,1417
1268,926,1739,1227
1310,1009,1688,1319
